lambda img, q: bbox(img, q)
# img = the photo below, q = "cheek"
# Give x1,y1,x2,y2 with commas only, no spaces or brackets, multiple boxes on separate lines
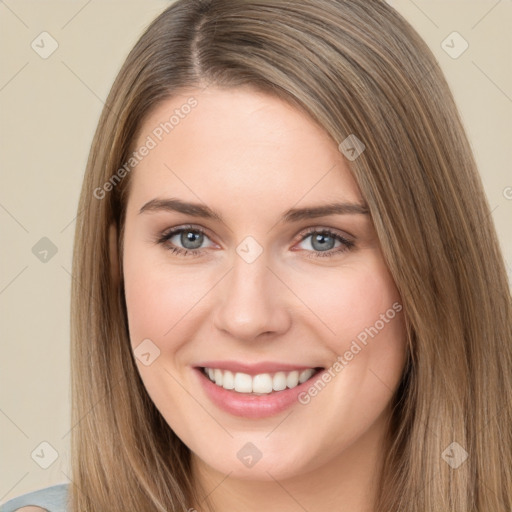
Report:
122,226,213,351
288,255,407,405
289,260,406,440
288,257,403,346
122,246,208,417
124,263,205,345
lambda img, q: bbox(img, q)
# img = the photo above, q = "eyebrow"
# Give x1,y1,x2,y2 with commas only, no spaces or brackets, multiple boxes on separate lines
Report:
138,197,369,222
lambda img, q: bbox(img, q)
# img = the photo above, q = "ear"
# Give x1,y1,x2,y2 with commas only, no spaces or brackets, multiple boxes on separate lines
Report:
109,222,120,286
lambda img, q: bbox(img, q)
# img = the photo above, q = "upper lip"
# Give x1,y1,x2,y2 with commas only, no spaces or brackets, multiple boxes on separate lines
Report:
195,361,323,376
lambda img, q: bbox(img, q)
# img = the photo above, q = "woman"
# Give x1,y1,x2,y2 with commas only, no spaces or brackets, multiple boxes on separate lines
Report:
3,0,511,511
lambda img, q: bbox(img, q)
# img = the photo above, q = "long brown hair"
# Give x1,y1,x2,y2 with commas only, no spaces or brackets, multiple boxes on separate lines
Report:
70,1,512,510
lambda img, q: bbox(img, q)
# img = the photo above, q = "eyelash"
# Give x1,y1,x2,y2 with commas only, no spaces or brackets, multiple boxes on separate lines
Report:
156,224,355,259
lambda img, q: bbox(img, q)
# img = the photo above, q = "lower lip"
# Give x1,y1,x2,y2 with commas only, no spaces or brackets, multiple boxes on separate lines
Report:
193,367,324,419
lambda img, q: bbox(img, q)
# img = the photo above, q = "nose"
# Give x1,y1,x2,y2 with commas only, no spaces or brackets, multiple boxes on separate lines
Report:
212,252,292,342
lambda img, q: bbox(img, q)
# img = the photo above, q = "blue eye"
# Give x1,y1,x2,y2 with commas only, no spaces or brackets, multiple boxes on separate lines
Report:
157,225,213,257
156,225,355,258
296,228,355,258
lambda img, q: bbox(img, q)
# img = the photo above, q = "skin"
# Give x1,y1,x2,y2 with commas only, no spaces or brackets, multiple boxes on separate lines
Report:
120,86,407,512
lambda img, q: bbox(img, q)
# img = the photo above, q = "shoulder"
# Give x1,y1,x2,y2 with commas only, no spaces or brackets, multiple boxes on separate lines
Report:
11,508,47,512
0,483,69,512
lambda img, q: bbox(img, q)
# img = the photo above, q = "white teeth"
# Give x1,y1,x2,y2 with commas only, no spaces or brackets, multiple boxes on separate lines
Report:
203,367,319,394
299,369,315,383
252,373,273,394
272,372,287,391
223,370,235,390
234,372,253,393
286,370,299,388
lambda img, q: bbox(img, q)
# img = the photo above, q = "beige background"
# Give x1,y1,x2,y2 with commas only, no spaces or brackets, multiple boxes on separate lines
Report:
1,0,511,502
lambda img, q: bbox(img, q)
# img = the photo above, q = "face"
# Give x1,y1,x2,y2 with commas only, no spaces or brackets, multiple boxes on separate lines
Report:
121,86,407,483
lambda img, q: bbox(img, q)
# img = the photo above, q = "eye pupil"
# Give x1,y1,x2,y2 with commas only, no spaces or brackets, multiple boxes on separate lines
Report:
311,233,335,251
181,230,203,249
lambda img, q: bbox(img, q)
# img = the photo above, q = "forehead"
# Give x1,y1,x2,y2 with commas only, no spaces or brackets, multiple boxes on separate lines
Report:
128,86,362,212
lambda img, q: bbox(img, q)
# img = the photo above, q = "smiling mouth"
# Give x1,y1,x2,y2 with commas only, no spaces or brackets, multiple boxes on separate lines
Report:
200,366,324,395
